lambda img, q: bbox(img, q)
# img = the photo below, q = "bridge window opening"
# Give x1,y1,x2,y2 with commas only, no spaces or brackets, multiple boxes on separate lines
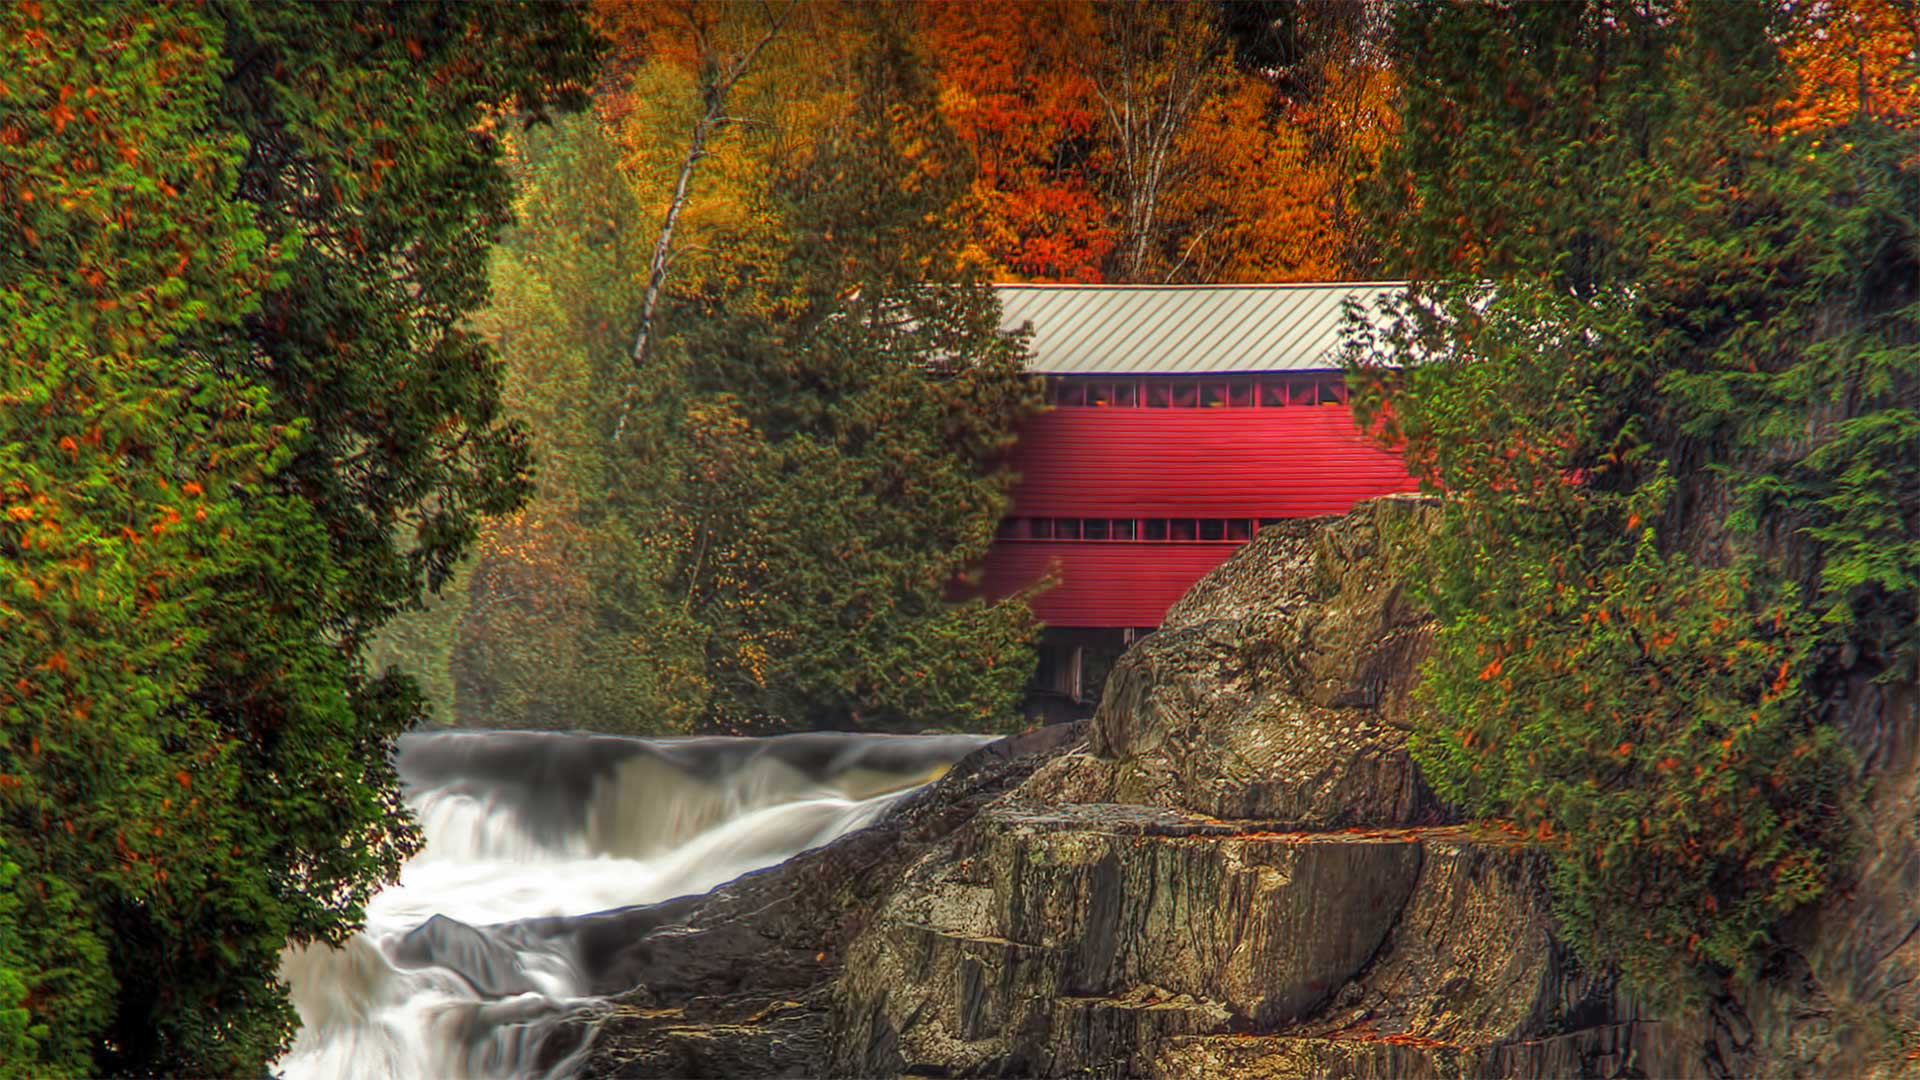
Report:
1047,374,1348,409
996,517,1267,543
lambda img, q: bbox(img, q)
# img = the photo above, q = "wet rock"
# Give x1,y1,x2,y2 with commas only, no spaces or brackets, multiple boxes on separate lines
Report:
392,914,539,998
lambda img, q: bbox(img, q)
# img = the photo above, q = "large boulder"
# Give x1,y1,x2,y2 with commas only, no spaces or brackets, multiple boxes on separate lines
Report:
1086,498,1437,825
828,497,1683,1078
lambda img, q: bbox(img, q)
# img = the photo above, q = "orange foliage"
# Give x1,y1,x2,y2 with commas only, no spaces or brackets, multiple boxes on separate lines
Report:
923,0,1114,281
1781,0,1919,133
921,0,1386,283
589,0,1392,284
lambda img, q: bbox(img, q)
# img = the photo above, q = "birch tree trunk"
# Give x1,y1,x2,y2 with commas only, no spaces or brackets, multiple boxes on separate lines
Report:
616,1,793,438
1083,1,1227,283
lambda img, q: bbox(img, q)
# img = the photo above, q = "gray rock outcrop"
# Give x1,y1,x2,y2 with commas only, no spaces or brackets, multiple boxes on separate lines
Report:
577,495,1919,1078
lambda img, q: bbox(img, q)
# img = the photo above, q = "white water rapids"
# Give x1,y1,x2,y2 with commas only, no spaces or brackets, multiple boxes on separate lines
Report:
274,729,991,1079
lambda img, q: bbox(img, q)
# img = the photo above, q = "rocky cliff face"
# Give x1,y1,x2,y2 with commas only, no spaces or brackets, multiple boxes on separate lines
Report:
577,495,1918,1078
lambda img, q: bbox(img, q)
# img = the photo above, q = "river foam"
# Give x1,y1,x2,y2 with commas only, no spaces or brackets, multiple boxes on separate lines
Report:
275,729,989,1079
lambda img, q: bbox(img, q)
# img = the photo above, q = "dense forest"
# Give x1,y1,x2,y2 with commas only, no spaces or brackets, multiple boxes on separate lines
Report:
1,0,1914,1075
366,0,1407,737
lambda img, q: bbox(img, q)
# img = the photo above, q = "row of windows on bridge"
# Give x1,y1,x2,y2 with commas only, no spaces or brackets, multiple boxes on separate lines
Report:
995,517,1284,543
1045,373,1349,409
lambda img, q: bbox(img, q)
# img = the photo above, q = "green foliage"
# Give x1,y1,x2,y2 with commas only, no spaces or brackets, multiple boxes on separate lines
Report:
374,19,1043,736
1353,0,1915,1000
0,2,595,1074
627,13,1043,732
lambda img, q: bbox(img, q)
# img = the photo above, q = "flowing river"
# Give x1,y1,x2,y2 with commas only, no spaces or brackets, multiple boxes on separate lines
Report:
274,728,992,1079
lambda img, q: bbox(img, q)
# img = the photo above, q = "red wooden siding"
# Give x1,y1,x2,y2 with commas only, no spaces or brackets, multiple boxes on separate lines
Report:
1005,406,1413,518
978,403,1417,627
975,542,1243,628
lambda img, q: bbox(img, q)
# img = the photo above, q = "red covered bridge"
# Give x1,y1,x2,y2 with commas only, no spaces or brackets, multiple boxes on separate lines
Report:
977,283,1418,715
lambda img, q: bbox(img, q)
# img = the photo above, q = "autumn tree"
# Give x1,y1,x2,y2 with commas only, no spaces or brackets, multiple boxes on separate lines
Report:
923,0,1115,281
1780,0,1919,135
1353,0,1916,1001
368,5,1043,734
620,8,1045,731
0,2,595,1074
923,0,1392,283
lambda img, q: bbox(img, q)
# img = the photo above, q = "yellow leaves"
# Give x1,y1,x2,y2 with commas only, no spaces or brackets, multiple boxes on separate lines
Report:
7,505,33,521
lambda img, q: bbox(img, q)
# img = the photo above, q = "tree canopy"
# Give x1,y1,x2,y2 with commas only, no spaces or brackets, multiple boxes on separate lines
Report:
382,5,1043,735
0,2,596,1073
1352,0,1917,998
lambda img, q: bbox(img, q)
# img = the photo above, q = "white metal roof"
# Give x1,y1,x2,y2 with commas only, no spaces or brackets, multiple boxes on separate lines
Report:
994,282,1405,375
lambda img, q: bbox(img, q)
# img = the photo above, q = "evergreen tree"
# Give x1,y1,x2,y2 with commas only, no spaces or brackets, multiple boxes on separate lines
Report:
625,10,1044,732
0,3,595,1073
1352,0,1916,998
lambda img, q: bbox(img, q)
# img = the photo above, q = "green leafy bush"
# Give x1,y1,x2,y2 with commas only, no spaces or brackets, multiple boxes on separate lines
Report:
1353,0,1915,999
0,3,594,1073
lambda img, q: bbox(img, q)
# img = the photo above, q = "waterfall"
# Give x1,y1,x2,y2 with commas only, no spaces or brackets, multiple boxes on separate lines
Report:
275,728,991,1080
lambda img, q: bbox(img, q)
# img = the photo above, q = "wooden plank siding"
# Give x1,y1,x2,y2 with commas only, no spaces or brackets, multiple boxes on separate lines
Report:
976,400,1417,628
974,542,1243,628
